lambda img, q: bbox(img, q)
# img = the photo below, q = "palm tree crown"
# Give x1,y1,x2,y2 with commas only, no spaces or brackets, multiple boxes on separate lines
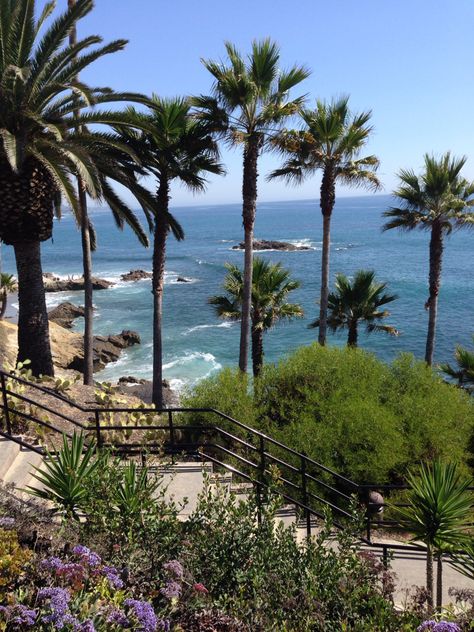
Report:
210,258,303,376
383,152,474,365
310,270,398,347
194,39,309,375
441,336,474,392
269,96,381,346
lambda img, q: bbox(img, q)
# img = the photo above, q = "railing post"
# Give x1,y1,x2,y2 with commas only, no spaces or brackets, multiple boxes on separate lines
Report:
168,410,175,464
0,373,12,435
301,454,311,538
94,410,102,448
365,486,372,543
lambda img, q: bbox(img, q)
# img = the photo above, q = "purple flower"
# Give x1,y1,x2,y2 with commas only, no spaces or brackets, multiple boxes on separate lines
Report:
72,545,101,567
37,587,78,629
0,516,15,529
107,608,129,626
77,621,96,632
163,560,184,580
418,622,461,632
40,556,63,572
124,599,158,632
0,604,37,627
160,580,182,600
101,565,124,589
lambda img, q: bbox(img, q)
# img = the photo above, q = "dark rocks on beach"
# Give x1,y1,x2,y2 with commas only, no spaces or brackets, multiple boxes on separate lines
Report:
176,276,191,283
117,379,179,407
68,330,141,373
48,302,85,329
121,269,153,282
232,239,311,252
118,375,147,385
43,273,114,293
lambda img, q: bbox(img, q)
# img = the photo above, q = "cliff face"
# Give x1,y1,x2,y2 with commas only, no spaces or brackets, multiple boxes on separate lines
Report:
0,320,18,368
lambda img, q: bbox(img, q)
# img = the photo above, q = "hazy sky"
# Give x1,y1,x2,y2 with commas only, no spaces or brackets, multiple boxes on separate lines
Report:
42,0,474,206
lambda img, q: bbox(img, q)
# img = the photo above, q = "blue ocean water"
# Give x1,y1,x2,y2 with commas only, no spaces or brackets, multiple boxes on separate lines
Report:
2,195,473,389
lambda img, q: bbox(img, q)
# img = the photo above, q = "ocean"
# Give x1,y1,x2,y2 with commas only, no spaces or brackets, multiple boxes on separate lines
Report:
2,194,473,390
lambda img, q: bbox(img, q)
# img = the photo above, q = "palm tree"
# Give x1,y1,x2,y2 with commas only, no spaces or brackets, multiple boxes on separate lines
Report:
209,258,303,377
269,97,381,345
0,273,16,320
195,39,309,373
395,460,472,611
0,0,158,376
440,336,474,392
115,97,224,407
310,270,398,347
383,153,474,366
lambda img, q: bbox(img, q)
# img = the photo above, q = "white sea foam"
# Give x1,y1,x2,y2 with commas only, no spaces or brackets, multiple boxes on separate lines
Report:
163,351,221,372
183,322,233,335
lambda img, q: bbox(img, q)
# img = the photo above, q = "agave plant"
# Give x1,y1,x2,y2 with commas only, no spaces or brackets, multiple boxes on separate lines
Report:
27,432,98,520
394,460,472,611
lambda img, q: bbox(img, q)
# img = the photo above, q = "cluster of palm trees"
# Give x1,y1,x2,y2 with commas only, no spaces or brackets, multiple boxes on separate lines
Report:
1,0,473,407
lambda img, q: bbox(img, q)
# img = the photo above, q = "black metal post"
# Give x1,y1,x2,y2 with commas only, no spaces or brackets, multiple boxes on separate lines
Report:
366,488,372,543
0,373,12,435
94,410,102,448
301,455,311,538
382,545,388,569
168,410,175,464
256,482,262,526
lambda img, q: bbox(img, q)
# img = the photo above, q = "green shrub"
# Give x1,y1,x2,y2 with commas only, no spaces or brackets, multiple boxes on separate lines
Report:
183,345,474,484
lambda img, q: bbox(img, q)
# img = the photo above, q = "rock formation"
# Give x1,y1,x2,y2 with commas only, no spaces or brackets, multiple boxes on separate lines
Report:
43,273,113,292
48,302,85,329
232,239,311,251
120,270,153,282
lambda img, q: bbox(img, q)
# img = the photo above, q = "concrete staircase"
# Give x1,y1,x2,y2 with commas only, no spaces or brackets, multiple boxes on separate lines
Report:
0,436,473,604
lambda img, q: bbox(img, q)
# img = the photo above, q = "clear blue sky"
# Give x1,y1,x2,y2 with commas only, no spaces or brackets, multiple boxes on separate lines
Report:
43,0,474,205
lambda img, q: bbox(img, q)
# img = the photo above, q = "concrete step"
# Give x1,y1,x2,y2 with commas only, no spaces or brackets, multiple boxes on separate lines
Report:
0,438,20,479
3,448,44,494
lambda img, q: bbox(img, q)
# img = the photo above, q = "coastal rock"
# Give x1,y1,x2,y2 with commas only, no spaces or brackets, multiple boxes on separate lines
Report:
117,379,180,407
48,302,85,329
121,269,153,282
0,320,19,369
176,276,191,283
43,273,114,293
232,239,311,252
68,330,141,373
118,375,147,385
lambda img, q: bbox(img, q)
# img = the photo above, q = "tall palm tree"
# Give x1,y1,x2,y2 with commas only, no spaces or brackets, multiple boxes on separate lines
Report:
115,97,224,408
310,270,398,347
384,153,474,366
395,460,472,611
269,97,381,345
195,39,309,373
209,258,303,377
0,0,157,376
440,336,474,392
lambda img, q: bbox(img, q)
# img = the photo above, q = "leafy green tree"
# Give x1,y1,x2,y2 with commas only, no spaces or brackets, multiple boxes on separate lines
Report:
269,97,380,345
383,153,474,366
209,258,303,376
115,97,223,407
195,39,309,373
395,460,472,611
440,336,474,393
0,273,16,320
310,270,398,347
0,0,160,376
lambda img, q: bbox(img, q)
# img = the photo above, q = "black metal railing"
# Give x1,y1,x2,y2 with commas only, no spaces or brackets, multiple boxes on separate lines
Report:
0,368,470,561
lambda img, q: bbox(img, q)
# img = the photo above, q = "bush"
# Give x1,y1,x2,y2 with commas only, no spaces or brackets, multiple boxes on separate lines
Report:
183,345,474,484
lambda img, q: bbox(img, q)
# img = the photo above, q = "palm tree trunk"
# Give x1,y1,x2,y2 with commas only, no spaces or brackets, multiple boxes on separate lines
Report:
79,183,94,385
14,241,54,376
426,543,434,612
347,319,358,347
425,222,443,366
318,166,335,346
239,136,259,373
68,0,93,385
436,551,443,611
152,180,169,409
251,320,264,378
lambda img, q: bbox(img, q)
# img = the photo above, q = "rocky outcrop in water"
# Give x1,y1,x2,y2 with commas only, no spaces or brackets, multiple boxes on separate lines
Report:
121,269,153,282
68,330,141,372
232,239,311,251
117,379,179,407
176,276,191,283
43,273,114,292
48,302,85,329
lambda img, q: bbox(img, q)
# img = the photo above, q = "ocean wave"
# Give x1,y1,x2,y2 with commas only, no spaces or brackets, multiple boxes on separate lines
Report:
163,351,221,372
183,322,234,335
